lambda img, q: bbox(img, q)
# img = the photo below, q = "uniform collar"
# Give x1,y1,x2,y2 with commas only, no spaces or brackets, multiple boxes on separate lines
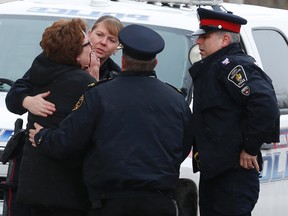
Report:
120,70,157,78
189,43,241,79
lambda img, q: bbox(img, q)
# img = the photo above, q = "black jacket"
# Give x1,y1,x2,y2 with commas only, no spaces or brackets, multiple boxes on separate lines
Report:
189,43,280,179
5,57,120,115
13,52,96,209
35,71,193,203
99,57,121,80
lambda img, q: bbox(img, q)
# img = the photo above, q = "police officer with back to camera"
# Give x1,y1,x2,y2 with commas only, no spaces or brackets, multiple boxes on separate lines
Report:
189,8,280,216
28,24,193,216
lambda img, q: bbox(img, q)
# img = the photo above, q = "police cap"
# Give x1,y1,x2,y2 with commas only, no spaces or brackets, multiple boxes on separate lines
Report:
118,24,165,61
193,8,247,36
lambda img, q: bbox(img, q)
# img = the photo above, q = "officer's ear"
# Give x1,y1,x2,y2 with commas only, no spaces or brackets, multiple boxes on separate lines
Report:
222,33,231,47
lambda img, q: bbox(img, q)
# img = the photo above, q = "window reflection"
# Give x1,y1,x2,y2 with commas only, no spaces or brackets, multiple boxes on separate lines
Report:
252,28,288,109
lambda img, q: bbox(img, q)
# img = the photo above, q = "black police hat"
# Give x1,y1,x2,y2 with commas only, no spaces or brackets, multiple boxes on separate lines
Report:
193,8,247,36
118,24,165,61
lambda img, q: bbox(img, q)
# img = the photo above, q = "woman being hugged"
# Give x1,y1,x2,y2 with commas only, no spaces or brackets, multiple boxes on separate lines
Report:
6,18,98,216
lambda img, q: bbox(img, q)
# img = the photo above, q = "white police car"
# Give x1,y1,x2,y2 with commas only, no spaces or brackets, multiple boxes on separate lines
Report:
0,0,288,215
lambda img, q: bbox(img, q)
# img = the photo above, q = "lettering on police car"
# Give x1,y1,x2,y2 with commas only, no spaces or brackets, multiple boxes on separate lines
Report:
260,151,288,183
227,65,247,88
27,7,150,21
260,130,288,183
0,129,14,142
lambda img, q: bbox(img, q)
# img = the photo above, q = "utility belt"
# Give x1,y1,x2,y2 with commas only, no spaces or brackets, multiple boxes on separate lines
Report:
91,190,174,209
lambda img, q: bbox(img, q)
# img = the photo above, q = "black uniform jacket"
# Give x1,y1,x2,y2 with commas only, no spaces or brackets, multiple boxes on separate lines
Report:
99,57,121,80
35,71,193,202
11,52,96,209
189,43,280,180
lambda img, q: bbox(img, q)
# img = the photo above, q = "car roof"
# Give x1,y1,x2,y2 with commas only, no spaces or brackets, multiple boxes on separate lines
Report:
1,0,287,32
0,0,199,30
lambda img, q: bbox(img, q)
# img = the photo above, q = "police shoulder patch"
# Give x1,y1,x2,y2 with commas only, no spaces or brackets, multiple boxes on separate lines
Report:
241,86,250,96
227,65,248,88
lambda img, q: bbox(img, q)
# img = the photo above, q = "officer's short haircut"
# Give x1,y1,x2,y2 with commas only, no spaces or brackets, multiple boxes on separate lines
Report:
215,31,241,44
123,54,157,71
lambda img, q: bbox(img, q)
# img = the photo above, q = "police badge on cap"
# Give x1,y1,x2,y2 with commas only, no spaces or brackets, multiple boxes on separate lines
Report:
193,8,247,36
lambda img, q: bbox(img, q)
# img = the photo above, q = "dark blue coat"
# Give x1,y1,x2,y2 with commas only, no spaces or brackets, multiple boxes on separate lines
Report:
99,57,121,80
5,57,120,115
189,43,279,180
35,71,193,202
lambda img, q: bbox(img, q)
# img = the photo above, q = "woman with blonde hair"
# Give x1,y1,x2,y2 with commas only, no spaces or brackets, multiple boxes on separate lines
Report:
89,15,123,80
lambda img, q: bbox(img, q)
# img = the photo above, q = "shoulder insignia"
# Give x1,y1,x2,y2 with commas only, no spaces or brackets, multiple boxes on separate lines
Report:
95,78,112,85
87,82,97,89
227,65,247,88
241,86,250,96
73,79,113,111
221,57,230,65
87,78,112,89
72,95,84,111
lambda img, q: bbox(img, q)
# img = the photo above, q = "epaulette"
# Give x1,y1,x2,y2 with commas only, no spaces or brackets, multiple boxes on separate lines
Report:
87,78,112,90
165,82,184,95
73,79,113,111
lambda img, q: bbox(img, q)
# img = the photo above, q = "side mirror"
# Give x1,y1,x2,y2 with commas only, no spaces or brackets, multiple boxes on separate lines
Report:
189,44,202,64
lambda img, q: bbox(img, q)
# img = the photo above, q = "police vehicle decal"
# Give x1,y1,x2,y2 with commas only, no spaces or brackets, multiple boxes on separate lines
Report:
27,7,150,21
277,129,288,148
0,128,13,143
227,65,247,88
260,129,288,183
261,151,288,183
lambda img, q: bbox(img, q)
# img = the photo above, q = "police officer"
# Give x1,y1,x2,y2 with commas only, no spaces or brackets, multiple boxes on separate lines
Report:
189,8,279,216
29,24,193,216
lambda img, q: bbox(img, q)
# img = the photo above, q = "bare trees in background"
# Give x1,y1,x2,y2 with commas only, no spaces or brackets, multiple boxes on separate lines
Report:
224,0,288,9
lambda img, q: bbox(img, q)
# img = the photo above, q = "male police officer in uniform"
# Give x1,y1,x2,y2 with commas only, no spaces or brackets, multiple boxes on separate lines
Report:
189,8,279,216
29,24,193,216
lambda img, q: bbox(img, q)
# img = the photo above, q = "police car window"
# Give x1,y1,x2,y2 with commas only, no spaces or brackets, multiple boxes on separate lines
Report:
0,16,193,103
0,15,55,82
252,28,288,109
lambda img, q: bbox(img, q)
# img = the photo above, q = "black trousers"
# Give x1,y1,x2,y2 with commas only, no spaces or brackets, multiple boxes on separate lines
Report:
88,196,178,216
199,167,259,216
30,205,87,216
